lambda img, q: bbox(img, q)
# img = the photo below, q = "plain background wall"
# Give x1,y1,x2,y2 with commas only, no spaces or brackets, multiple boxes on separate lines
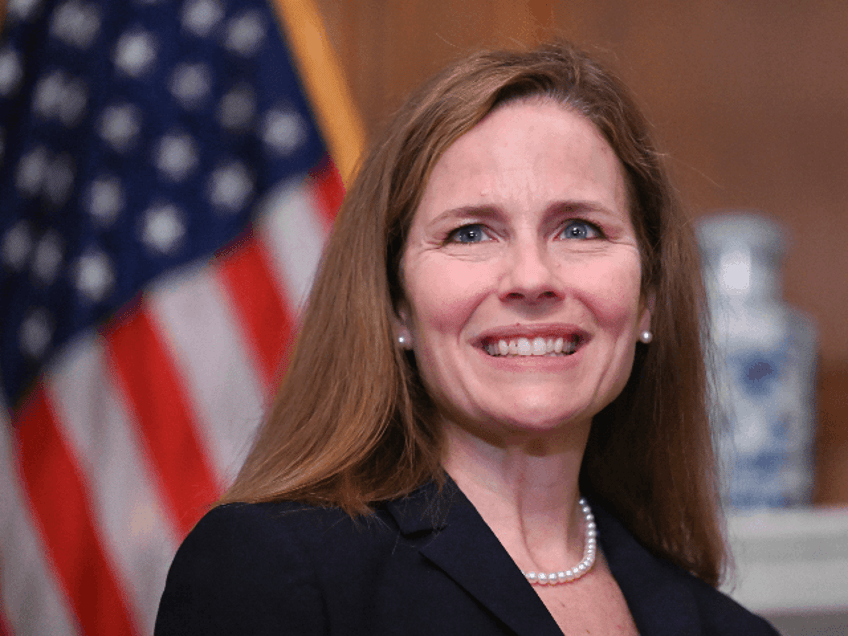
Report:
315,0,848,506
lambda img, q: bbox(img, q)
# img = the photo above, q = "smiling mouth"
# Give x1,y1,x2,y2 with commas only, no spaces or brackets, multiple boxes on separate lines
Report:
482,335,582,357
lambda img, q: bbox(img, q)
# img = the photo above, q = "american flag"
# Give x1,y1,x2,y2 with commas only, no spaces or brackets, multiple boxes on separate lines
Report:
0,0,356,633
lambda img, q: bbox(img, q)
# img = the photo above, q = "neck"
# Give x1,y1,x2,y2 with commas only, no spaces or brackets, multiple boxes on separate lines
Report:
441,419,591,568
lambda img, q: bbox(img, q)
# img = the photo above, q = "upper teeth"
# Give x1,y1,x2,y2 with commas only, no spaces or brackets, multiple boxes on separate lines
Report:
486,336,577,357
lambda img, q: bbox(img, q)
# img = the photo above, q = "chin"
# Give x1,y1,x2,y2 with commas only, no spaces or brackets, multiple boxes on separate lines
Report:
479,399,595,436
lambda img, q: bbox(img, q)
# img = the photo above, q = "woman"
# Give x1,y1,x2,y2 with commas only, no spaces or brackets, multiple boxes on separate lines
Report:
156,41,778,635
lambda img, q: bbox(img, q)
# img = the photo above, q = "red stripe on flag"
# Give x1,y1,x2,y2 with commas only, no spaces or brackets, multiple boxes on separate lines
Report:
103,306,219,537
216,233,295,391
14,388,137,636
308,155,345,229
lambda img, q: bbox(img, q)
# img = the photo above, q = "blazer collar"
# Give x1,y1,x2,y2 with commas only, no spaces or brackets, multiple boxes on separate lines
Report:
387,480,706,636
386,478,563,636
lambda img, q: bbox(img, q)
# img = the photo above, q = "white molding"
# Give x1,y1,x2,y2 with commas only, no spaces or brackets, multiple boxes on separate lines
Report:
724,506,848,615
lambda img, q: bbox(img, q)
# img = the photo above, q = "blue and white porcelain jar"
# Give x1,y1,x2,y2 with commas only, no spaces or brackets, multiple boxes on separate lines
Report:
697,213,817,509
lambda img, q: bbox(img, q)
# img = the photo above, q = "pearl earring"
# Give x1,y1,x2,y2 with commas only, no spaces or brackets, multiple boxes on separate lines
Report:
397,335,407,346
640,330,653,344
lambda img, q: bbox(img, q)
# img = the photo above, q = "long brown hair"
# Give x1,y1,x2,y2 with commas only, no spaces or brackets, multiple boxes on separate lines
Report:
222,41,724,586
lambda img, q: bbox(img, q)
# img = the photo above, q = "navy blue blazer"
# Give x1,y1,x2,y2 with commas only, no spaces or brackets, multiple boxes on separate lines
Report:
155,479,778,635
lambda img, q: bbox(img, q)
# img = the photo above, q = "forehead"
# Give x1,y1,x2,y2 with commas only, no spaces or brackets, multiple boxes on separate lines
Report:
414,98,630,221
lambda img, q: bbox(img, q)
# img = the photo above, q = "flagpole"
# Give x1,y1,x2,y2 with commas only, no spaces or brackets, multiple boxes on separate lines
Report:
271,0,366,187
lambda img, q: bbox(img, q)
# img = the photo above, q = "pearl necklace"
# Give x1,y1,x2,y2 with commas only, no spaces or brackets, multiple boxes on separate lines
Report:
520,497,598,585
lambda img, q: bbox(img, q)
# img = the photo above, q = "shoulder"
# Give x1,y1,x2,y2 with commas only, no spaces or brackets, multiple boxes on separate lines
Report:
677,568,780,636
155,501,396,636
632,545,780,636
167,500,358,580
593,503,780,636
178,499,369,552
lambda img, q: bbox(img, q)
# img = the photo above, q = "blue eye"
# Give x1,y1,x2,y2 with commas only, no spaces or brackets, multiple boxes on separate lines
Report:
449,224,489,243
561,220,600,240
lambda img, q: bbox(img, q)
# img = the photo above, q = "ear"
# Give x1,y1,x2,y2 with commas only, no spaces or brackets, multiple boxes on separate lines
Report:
393,302,414,350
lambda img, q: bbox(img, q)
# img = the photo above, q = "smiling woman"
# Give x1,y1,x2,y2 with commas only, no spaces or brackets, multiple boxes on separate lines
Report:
397,101,648,452
156,42,780,636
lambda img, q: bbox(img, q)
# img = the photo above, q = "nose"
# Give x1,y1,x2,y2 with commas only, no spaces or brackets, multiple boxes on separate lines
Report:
499,240,562,305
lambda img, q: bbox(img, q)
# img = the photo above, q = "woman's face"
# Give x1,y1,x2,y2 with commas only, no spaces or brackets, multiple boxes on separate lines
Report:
397,99,651,447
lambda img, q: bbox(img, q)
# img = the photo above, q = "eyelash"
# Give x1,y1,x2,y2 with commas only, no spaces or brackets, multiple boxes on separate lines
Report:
446,224,491,244
559,219,603,240
445,219,604,244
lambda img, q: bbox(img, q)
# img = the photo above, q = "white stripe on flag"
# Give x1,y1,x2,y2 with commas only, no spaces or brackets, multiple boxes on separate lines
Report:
0,407,80,636
150,264,266,487
256,178,329,312
47,334,179,635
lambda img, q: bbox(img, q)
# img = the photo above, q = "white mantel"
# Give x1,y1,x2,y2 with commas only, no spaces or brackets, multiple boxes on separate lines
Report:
724,506,848,635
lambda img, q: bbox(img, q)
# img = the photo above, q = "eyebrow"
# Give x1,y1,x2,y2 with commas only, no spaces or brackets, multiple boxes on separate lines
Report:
429,205,501,225
430,200,621,226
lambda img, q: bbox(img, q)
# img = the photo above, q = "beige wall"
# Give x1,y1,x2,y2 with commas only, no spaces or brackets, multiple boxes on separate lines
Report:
316,0,848,505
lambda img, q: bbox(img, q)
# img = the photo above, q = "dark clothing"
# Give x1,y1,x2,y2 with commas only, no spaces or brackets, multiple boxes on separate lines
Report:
155,479,778,635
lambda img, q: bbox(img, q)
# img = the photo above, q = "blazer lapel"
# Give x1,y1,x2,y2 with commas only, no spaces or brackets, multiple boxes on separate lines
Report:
386,479,563,636
594,503,703,636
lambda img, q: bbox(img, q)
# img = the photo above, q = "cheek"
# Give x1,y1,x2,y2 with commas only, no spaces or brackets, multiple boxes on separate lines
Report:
576,258,643,329
405,260,490,336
